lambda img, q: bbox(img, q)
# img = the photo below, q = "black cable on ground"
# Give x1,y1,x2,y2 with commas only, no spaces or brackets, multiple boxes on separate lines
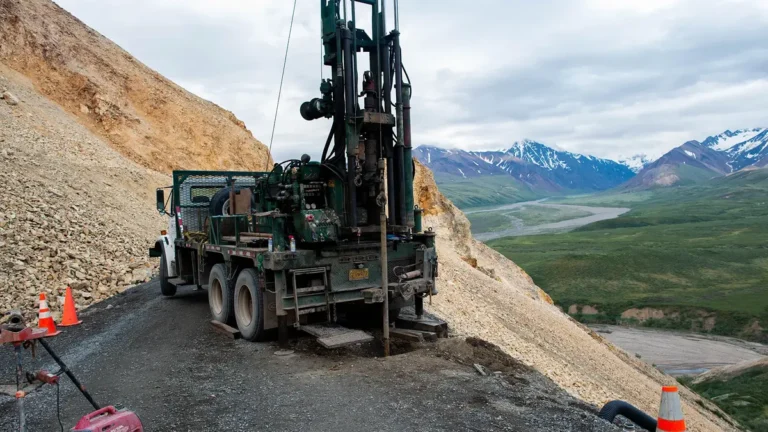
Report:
56,382,64,432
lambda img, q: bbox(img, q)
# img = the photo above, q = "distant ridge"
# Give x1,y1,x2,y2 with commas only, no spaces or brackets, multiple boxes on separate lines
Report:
414,140,636,194
624,128,768,189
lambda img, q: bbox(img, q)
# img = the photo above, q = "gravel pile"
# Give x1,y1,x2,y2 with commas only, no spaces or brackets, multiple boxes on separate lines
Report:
0,65,167,322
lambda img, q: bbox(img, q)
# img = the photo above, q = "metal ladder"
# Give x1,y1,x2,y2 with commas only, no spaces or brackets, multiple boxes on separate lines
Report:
288,267,331,328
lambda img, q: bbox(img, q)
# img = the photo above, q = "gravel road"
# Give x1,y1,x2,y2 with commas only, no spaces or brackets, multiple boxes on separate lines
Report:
1,281,620,431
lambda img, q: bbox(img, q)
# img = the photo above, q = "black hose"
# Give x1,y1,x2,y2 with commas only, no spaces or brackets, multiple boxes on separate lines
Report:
402,63,412,88
39,338,101,411
598,400,657,431
321,163,345,182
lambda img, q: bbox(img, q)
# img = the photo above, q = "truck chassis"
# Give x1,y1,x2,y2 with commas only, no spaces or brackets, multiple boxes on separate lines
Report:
151,170,437,344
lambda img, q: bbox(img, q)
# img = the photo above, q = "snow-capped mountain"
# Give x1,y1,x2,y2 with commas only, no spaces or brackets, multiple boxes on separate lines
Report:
414,140,636,193
618,154,654,173
415,129,768,195
701,128,765,152
624,128,768,189
701,128,768,171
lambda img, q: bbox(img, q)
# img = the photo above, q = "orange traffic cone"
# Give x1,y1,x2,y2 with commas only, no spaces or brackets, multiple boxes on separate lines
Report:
657,386,686,431
38,293,61,337
59,286,82,327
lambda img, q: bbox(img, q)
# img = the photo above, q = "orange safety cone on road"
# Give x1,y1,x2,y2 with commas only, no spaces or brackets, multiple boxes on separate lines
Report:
657,386,686,431
38,292,61,337
60,286,82,327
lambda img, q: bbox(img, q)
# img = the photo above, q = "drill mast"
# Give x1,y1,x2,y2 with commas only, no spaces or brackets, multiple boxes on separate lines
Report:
301,0,414,234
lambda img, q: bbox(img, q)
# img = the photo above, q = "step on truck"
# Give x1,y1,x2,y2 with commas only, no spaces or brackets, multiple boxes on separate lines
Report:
149,0,438,349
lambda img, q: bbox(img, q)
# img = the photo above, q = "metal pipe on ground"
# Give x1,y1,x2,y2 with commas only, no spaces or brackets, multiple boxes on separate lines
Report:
598,400,657,431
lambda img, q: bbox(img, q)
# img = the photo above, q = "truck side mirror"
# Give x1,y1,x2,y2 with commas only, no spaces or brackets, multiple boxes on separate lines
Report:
156,189,165,213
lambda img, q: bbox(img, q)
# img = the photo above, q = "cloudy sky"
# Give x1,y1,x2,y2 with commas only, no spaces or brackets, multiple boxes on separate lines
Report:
58,0,768,162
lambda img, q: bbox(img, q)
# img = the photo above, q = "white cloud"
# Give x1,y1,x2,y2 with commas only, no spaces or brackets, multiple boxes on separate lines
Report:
57,0,768,162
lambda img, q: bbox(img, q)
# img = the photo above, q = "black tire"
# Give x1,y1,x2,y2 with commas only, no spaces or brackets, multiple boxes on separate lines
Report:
233,268,265,341
208,264,235,324
159,250,176,297
209,186,254,216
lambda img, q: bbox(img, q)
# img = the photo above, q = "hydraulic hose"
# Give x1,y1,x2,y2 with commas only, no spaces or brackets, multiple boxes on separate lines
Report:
598,400,657,431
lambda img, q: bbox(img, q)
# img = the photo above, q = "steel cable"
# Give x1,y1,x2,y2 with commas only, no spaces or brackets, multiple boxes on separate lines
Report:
265,0,298,170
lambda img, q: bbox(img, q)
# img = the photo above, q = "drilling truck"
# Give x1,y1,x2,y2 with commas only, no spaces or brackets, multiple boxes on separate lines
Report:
149,0,438,348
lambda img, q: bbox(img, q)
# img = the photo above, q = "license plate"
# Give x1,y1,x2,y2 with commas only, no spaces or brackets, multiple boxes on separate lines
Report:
349,268,369,281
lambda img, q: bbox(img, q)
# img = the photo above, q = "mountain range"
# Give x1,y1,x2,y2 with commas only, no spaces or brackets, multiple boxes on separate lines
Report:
626,128,768,189
415,128,768,205
414,140,636,194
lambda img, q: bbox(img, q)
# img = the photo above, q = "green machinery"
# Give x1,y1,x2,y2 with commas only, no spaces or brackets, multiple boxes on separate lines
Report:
151,0,437,350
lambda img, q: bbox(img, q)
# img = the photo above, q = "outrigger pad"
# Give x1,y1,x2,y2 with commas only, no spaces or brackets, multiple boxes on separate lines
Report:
395,314,448,338
301,324,374,349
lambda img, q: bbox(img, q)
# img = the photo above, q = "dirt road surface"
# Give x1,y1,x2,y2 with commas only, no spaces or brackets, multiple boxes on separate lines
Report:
592,325,767,376
1,282,620,431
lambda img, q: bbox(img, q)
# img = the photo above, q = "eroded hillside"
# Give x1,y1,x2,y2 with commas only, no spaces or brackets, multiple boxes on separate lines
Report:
0,0,271,173
0,0,272,320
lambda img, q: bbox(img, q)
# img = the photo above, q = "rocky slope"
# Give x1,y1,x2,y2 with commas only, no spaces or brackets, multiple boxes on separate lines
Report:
0,0,272,321
0,63,168,321
0,0,271,173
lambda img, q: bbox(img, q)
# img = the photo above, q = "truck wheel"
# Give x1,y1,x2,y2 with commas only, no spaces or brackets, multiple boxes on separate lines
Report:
208,264,235,324
209,186,255,216
160,251,176,297
234,268,265,341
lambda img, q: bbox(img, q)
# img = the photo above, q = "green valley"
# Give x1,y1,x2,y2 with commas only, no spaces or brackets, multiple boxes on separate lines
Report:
681,359,768,432
433,174,540,209
486,169,768,342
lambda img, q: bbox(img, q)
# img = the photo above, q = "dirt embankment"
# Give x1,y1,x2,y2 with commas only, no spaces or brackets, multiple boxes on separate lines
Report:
693,356,768,385
0,0,271,320
0,0,271,173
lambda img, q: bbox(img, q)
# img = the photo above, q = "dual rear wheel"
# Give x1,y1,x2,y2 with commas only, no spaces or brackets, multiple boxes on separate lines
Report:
207,264,265,341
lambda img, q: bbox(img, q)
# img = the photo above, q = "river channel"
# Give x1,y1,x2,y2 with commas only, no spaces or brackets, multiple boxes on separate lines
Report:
467,199,630,241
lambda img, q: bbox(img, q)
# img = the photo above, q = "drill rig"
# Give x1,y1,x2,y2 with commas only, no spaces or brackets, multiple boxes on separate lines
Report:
151,0,438,350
